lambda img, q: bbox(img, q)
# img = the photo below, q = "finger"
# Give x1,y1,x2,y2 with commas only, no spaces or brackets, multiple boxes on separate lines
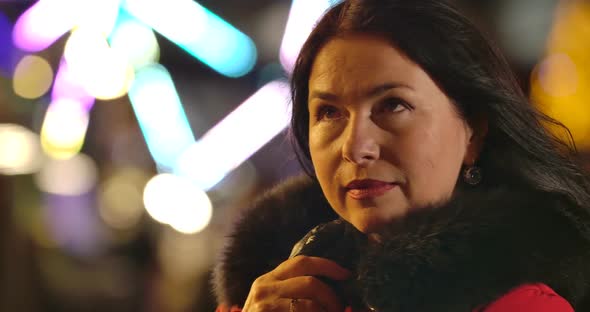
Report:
272,256,351,281
287,298,326,312
277,276,344,312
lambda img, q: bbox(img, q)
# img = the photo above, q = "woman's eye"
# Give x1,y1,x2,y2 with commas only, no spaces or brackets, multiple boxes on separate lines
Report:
379,98,410,113
315,105,343,121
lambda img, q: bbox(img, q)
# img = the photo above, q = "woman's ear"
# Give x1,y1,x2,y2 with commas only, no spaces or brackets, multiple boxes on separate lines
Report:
464,117,488,165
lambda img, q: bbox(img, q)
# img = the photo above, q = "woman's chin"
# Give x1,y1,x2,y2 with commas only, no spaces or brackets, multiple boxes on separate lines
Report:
347,207,407,234
349,215,391,234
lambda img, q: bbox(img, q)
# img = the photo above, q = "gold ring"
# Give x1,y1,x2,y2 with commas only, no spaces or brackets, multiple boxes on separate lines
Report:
290,298,298,312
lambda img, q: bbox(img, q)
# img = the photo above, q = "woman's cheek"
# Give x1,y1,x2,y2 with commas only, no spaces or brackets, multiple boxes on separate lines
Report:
309,122,345,151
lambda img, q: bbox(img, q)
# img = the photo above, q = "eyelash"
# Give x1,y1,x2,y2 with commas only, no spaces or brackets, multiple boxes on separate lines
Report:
314,105,342,121
378,98,412,113
313,98,412,122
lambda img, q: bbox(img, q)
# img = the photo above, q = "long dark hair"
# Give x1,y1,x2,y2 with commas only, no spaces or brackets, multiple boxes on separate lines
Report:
289,0,590,234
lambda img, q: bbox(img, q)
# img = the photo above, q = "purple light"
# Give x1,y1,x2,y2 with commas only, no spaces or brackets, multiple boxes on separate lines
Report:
43,192,105,257
280,0,336,74
0,11,16,76
13,0,77,52
52,59,95,112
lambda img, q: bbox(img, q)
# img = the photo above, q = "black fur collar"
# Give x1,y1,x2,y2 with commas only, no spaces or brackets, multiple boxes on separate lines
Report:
213,175,590,311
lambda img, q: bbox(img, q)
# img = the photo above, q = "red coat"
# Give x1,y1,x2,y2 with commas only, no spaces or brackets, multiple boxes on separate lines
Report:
216,283,573,312
475,283,573,312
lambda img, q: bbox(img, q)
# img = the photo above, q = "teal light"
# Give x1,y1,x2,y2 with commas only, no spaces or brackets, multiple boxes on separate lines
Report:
122,0,257,78
128,64,196,171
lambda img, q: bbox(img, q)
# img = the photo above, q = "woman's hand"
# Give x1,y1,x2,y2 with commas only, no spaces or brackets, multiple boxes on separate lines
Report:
242,256,351,312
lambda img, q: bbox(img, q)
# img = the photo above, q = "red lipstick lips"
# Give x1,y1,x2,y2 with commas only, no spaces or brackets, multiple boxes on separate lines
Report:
345,179,395,200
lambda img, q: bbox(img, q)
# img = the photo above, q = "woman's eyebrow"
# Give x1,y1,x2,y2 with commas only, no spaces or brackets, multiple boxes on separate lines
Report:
309,82,413,101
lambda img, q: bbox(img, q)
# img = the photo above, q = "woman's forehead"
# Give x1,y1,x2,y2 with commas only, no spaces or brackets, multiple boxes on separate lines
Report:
308,36,426,97
312,36,418,75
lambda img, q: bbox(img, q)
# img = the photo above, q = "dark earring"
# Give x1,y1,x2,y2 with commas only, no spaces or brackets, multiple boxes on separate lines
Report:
463,165,482,185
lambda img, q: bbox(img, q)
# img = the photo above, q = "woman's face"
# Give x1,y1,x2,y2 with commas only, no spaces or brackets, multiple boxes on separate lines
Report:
308,34,479,234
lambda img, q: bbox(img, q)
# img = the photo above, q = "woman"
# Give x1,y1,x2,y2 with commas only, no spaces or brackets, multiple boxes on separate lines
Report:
213,0,590,311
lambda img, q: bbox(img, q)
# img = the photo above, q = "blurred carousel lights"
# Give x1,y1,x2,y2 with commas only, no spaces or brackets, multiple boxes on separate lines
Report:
143,174,212,234
9,0,334,222
0,124,45,175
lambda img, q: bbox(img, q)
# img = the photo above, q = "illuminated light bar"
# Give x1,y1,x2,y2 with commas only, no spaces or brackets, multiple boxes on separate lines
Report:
13,0,77,52
41,98,91,160
128,64,196,171
174,80,291,190
13,0,121,52
279,0,340,74
52,60,95,112
122,0,257,78
108,10,160,70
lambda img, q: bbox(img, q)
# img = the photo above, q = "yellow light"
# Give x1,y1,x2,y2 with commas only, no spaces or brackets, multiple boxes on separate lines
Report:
530,0,590,150
534,53,578,97
143,174,212,234
109,16,160,70
87,48,135,100
64,27,135,100
74,0,120,37
40,98,89,160
12,55,54,99
0,124,44,175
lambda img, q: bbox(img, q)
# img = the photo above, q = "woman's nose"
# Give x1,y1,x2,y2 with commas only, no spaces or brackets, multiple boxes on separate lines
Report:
341,117,380,166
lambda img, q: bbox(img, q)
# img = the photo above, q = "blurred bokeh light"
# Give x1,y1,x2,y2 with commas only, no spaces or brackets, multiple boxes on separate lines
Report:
0,124,44,175
143,173,212,234
12,55,54,99
98,167,149,230
531,0,590,149
34,153,98,196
